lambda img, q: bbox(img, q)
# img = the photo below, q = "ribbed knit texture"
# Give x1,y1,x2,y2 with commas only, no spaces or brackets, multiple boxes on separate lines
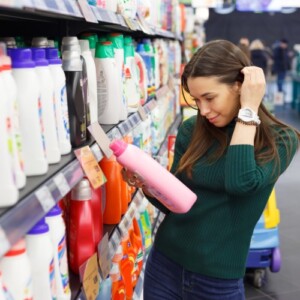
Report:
148,116,299,279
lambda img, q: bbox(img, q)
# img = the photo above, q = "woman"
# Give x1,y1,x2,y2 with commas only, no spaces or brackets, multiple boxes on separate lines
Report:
122,39,300,300
250,39,268,76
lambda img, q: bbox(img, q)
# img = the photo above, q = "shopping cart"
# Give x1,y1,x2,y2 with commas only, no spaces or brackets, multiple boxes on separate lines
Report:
245,189,281,288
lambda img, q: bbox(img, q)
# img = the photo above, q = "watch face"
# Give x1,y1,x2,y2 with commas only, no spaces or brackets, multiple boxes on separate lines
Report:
243,108,252,117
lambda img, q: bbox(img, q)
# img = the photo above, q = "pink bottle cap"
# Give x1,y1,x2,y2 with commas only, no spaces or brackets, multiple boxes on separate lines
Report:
109,140,128,157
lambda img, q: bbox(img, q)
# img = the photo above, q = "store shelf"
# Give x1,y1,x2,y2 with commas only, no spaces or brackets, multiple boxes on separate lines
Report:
0,3,179,39
0,98,158,258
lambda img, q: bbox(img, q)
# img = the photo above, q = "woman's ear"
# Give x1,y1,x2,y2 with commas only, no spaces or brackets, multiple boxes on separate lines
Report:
233,81,242,94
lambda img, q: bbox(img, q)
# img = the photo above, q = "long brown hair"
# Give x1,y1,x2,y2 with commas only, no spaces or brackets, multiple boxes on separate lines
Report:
179,39,300,177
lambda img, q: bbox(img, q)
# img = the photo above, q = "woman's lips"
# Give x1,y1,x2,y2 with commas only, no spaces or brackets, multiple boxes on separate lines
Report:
208,115,219,123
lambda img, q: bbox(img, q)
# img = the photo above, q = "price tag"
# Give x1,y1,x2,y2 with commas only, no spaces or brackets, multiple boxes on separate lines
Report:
0,227,10,256
98,233,111,279
116,14,126,27
129,113,141,128
63,0,76,15
44,0,59,11
35,186,56,212
109,230,121,258
77,0,98,22
99,8,111,22
117,119,132,136
81,253,100,300
91,6,100,20
106,10,119,24
137,104,148,121
107,127,122,141
74,146,107,189
53,173,70,198
32,0,48,10
123,17,136,30
88,122,113,159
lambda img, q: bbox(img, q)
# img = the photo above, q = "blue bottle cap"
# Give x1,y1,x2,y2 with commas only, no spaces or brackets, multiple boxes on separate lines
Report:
27,217,49,234
45,47,62,65
9,48,35,68
46,204,62,217
31,48,48,66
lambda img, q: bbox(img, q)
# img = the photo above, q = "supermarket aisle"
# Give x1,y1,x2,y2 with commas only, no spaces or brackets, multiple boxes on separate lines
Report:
245,105,300,300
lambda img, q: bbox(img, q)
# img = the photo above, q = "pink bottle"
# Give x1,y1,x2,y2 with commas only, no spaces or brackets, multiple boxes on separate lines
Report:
109,140,197,213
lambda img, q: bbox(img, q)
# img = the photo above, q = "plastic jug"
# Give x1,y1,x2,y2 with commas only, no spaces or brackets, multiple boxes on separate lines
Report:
45,204,71,300
99,156,122,224
10,48,48,176
45,47,71,155
69,179,96,274
0,239,33,300
32,47,61,164
26,217,56,300
110,139,197,213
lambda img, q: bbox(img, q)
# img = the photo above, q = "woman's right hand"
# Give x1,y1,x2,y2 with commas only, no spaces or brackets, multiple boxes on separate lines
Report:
121,168,154,197
240,66,266,112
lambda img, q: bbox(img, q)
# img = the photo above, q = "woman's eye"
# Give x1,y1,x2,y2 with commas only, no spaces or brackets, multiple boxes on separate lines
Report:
206,97,214,101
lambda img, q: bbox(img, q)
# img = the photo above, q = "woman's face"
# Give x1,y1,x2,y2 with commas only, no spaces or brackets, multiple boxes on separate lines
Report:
187,76,240,127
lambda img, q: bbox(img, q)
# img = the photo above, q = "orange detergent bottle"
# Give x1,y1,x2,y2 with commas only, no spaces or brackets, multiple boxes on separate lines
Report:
129,217,144,287
120,232,136,300
99,155,122,224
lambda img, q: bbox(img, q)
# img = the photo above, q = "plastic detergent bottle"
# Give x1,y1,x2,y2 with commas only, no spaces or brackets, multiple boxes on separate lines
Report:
0,46,26,189
109,139,197,213
134,51,148,105
0,37,17,48
99,156,122,224
80,34,97,58
26,217,56,300
95,41,120,125
62,49,87,148
110,262,126,300
0,239,33,300
79,39,98,124
130,217,144,287
120,231,135,299
139,199,152,255
31,36,49,48
10,48,48,176
0,57,18,207
69,179,96,274
108,33,127,121
45,47,71,155
32,47,61,164
88,180,104,245
45,204,71,300
124,42,140,111
118,161,129,215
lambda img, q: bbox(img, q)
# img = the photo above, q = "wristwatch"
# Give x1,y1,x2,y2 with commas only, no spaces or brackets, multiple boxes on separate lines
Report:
237,107,261,125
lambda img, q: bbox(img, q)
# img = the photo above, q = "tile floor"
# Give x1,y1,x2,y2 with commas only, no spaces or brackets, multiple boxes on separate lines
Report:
244,104,300,300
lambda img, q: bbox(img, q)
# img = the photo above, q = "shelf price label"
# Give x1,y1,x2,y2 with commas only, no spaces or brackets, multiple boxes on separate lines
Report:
74,145,107,189
88,122,113,159
137,104,148,121
77,0,98,23
53,173,70,198
35,186,56,213
80,253,100,300
98,233,111,279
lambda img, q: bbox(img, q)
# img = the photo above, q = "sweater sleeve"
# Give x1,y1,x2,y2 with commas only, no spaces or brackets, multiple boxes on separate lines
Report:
145,116,196,213
225,127,299,196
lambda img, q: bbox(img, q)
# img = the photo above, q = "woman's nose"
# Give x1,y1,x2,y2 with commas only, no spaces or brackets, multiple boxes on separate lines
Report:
198,102,211,116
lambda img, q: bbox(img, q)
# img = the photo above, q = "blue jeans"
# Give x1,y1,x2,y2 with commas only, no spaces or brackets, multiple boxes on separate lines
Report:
143,247,245,300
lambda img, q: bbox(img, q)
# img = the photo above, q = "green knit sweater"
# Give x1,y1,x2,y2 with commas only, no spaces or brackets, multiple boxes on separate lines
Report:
148,116,299,279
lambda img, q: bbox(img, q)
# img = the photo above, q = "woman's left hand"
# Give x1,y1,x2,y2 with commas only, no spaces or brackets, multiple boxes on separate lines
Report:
240,66,266,112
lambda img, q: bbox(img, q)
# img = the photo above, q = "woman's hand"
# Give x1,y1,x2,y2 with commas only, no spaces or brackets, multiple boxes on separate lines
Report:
121,168,154,197
240,66,266,113
121,168,145,189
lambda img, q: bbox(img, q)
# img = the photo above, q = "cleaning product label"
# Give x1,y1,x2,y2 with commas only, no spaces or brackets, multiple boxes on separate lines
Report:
60,85,70,140
6,116,15,183
14,102,24,171
38,96,46,157
49,258,56,299
58,235,71,294
97,69,108,116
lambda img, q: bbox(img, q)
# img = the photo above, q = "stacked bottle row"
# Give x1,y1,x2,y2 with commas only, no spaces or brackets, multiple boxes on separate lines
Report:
85,0,185,36
0,34,181,207
0,178,155,300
